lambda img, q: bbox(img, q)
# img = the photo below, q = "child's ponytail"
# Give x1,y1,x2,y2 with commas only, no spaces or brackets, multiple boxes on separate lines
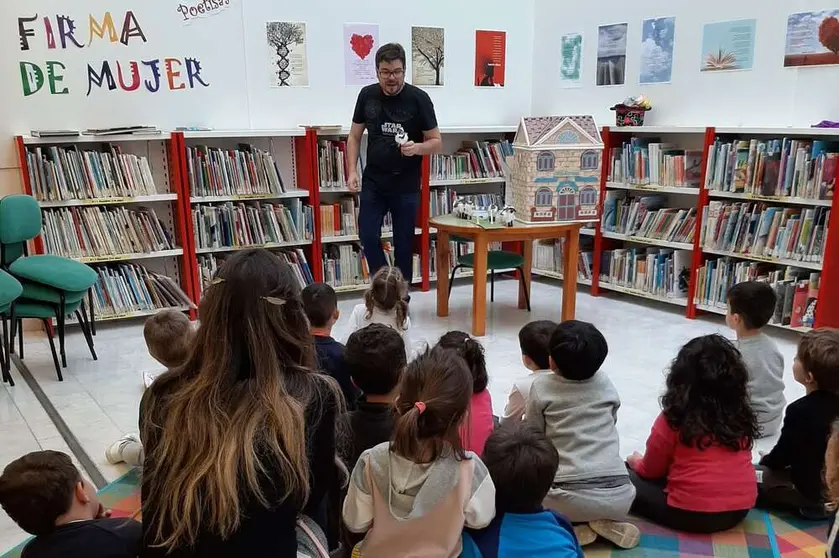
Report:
436,331,488,393
391,348,473,463
365,266,409,330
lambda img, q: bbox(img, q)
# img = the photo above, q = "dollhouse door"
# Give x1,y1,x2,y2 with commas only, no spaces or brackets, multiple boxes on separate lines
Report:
556,185,576,220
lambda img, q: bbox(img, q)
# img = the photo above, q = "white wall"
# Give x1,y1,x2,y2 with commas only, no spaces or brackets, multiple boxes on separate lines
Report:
531,0,839,128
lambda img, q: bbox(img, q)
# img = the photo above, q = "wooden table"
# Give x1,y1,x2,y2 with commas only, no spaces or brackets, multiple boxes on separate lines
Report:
430,214,586,336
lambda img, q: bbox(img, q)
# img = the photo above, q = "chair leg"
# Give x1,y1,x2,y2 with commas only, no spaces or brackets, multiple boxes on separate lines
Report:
9,305,15,355
41,319,62,382
518,266,532,312
1,316,12,387
57,298,66,368
17,320,23,360
75,310,97,361
490,270,495,302
447,265,461,303
87,290,96,336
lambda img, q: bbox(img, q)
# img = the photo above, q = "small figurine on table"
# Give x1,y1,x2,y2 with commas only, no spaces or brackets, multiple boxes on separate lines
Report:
500,205,516,227
453,197,467,219
465,201,475,221
488,204,499,224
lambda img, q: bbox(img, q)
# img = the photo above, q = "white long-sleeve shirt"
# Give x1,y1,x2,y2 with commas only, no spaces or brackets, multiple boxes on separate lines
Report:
346,303,413,359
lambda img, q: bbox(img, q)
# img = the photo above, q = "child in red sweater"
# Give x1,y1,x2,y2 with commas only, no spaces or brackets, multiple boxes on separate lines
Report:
627,334,759,533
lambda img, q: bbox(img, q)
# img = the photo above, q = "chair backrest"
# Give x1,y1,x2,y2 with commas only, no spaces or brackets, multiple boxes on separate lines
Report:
0,195,42,265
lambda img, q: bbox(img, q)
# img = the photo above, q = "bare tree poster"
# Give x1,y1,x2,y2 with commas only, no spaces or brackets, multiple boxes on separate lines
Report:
412,26,445,86
596,23,627,86
266,21,308,87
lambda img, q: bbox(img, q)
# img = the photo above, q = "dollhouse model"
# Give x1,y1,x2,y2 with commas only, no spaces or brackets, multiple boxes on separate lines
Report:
509,115,603,224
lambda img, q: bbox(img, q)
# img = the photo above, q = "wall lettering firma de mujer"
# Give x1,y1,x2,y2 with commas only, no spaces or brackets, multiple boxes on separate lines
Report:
17,11,211,97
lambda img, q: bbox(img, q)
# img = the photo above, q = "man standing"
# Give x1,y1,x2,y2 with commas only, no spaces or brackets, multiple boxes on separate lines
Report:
348,43,442,286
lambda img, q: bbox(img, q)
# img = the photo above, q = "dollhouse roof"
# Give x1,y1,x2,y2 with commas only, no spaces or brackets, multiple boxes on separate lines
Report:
514,115,603,150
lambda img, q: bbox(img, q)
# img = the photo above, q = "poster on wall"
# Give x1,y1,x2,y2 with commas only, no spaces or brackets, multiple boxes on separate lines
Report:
700,19,756,72
474,30,506,87
640,17,675,84
343,24,379,86
412,26,445,86
266,21,308,86
596,23,627,86
560,33,583,88
784,10,839,67
177,0,234,24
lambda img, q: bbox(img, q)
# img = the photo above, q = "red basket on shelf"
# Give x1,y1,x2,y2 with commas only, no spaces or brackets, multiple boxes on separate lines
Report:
611,104,650,127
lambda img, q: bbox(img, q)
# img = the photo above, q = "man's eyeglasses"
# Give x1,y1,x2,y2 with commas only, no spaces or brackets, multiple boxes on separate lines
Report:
378,69,405,79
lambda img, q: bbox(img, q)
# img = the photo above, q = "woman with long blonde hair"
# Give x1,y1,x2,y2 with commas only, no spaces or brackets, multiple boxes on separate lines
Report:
139,249,342,557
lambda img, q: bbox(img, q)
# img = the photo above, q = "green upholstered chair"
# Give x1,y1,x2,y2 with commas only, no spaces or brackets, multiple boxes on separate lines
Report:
0,195,98,378
12,299,89,382
446,235,531,311
0,270,22,386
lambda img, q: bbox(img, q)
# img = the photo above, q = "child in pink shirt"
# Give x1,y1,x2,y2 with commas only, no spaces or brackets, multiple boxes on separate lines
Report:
437,331,494,455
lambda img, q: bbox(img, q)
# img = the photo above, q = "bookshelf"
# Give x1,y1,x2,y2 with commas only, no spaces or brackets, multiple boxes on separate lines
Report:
528,126,839,333
177,129,316,296
15,134,196,323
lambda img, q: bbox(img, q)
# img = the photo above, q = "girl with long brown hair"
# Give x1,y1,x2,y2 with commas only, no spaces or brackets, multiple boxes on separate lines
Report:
342,347,496,557
347,266,412,357
139,249,343,557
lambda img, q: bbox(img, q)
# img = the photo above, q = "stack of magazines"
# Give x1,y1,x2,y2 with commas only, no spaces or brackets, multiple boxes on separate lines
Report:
26,145,157,201
192,200,313,250
186,144,286,197
89,263,194,317
43,206,174,258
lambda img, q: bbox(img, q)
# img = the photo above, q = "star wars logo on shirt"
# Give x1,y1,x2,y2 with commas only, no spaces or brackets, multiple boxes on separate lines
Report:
381,122,405,137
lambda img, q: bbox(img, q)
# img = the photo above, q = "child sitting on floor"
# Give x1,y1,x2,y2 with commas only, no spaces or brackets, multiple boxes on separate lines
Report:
757,328,839,518
462,421,584,557
343,347,496,557
343,323,406,468
0,450,141,558
347,266,412,357
106,309,194,466
627,334,759,533
527,320,639,549
437,331,494,455
726,281,786,437
303,282,360,409
503,320,557,422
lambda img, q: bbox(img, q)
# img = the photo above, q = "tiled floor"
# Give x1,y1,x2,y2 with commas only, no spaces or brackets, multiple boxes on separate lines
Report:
0,277,804,553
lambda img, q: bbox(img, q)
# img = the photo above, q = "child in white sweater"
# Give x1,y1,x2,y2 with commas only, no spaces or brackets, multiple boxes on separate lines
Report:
347,266,412,357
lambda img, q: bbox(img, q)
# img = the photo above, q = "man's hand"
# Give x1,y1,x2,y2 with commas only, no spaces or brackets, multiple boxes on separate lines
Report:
348,172,360,192
400,141,422,157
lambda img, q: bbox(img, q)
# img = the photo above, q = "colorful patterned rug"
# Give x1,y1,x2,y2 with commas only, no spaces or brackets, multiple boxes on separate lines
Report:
0,469,830,557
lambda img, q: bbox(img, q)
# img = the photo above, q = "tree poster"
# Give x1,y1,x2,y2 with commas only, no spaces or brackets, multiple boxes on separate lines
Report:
412,26,445,86
700,19,756,72
475,30,506,87
344,23,378,86
785,10,839,67
266,21,308,87
560,32,583,88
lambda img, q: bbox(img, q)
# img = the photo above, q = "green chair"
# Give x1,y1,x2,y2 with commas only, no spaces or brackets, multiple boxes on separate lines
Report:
0,270,23,386
446,235,531,311
0,195,98,379
12,299,88,382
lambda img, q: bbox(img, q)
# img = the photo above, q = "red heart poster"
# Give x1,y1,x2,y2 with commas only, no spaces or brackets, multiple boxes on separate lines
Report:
344,23,379,85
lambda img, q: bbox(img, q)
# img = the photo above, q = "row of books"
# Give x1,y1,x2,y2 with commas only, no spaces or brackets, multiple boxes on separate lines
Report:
601,193,695,243
186,145,286,198
695,258,819,328
198,249,314,292
319,198,392,237
532,238,594,282
700,202,829,264
607,139,702,188
321,243,395,288
429,140,513,182
191,200,313,250
43,206,174,258
599,248,692,299
89,263,193,318
430,189,504,218
705,137,837,200
318,139,362,189
27,145,157,201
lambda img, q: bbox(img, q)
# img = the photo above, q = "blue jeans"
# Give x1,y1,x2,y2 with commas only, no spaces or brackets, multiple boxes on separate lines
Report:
358,187,419,284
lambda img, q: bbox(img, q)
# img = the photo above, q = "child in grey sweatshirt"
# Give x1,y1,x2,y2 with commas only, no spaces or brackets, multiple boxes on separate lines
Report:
527,320,639,550
726,282,785,437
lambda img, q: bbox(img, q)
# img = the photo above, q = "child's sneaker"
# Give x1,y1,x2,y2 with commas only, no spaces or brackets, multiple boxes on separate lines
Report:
590,520,640,549
106,434,140,464
573,524,597,546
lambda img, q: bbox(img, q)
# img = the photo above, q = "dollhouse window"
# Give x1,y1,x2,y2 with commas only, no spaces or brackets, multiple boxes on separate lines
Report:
535,187,553,206
579,185,598,205
536,151,555,171
557,186,576,220
557,130,580,144
580,150,599,170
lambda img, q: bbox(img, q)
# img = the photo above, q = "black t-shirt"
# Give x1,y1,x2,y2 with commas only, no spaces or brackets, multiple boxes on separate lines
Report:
314,335,360,410
22,518,142,558
352,83,438,192
343,400,396,468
